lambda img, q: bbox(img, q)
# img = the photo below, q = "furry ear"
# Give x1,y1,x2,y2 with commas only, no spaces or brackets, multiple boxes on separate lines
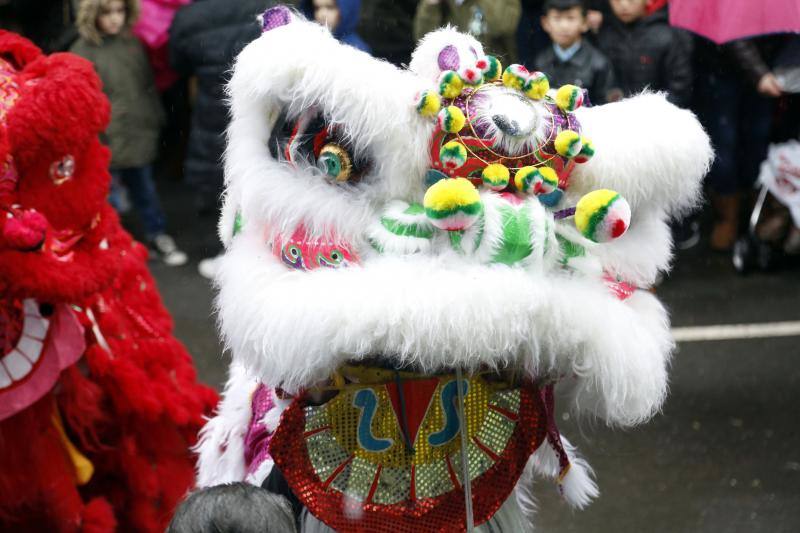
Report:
8,53,110,171
569,92,713,218
258,4,296,32
0,30,42,69
409,28,488,83
562,93,712,285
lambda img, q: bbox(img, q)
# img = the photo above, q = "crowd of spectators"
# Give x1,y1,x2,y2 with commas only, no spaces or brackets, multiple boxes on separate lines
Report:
1,0,798,271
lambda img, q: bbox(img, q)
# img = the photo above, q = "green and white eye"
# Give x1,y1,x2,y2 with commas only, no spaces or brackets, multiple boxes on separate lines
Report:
317,143,353,182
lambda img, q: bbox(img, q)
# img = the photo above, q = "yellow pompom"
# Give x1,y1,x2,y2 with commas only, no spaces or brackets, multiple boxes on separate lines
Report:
481,55,502,81
438,105,466,133
424,177,482,231
575,189,631,242
537,167,559,193
415,90,441,117
514,166,538,193
554,130,583,158
438,70,464,99
439,140,468,171
481,163,510,191
574,136,595,164
555,84,584,112
502,64,529,91
514,165,559,194
523,71,550,100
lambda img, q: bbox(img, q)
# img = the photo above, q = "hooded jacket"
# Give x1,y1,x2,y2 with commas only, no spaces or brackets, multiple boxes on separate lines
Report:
300,0,370,53
70,0,164,169
596,9,692,107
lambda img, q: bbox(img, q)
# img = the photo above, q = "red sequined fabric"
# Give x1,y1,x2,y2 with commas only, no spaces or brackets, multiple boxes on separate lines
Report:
270,377,546,532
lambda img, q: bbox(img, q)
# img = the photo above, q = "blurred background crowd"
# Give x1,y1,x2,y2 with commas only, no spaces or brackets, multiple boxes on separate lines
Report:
1,0,799,277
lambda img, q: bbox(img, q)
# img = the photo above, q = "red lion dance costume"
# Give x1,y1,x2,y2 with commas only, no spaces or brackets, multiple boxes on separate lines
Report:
0,32,217,532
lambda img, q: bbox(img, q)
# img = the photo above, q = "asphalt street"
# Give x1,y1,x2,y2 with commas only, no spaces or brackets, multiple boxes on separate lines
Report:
143,179,800,533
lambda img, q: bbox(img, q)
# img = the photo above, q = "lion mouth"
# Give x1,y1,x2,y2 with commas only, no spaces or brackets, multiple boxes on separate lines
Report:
0,299,86,421
0,298,48,388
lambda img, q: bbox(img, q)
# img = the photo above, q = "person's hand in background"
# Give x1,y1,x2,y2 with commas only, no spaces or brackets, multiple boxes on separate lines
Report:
757,72,784,98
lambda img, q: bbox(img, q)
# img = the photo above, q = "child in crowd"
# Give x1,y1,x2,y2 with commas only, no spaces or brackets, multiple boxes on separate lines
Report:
71,0,187,266
301,0,370,53
414,0,521,63
596,0,695,248
597,0,691,108
534,0,616,105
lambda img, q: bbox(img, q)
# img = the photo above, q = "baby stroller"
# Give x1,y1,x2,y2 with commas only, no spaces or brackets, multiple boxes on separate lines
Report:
733,140,800,273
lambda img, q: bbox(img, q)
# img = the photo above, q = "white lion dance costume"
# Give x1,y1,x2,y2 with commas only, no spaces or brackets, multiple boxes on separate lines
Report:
196,6,713,532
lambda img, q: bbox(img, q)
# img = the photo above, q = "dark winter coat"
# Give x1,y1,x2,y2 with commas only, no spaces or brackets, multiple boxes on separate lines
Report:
356,0,416,65
695,35,789,90
169,0,273,209
300,0,370,53
71,33,165,169
534,40,616,105
596,9,692,107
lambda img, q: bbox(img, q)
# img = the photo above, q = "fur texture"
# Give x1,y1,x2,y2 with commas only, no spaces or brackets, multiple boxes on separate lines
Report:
198,8,713,530
195,364,260,488
0,31,217,532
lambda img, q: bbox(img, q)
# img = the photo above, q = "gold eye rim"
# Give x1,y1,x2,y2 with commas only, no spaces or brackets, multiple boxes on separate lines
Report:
317,143,353,182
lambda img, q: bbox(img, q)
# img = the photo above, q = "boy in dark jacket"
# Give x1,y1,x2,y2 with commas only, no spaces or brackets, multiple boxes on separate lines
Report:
597,0,692,108
534,0,616,105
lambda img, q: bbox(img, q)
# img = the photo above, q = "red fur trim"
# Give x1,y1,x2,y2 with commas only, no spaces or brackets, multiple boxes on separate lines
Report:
0,30,42,69
58,366,107,451
0,33,219,532
81,498,116,533
0,396,86,531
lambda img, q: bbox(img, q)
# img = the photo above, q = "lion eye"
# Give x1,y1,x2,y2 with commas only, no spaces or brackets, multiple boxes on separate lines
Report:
49,155,75,186
317,143,353,183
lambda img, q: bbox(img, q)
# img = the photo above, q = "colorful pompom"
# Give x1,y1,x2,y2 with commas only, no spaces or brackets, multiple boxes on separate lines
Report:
523,71,550,100
481,56,502,81
502,64,529,91
554,130,583,158
535,167,559,195
416,90,441,117
459,65,483,85
575,189,631,243
437,105,466,133
535,167,562,206
514,165,559,196
514,166,540,193
439,141,468,171
573,136,595,164
555,84,584,112
438,70,464,99
423,177,483,231
481,163,510,191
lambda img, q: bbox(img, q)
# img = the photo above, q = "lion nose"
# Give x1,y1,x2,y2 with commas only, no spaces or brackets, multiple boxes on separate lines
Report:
489,89,538,138
492,114,523,136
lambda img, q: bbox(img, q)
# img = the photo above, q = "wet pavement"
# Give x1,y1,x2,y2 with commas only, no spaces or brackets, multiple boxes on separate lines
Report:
143,179,800,532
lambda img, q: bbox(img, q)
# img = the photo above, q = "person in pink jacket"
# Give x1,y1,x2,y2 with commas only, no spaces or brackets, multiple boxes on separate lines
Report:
133,0,190,91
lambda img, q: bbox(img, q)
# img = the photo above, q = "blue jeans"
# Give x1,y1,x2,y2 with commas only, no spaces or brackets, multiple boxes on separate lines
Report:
698,73,774,195
110,165,166,239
